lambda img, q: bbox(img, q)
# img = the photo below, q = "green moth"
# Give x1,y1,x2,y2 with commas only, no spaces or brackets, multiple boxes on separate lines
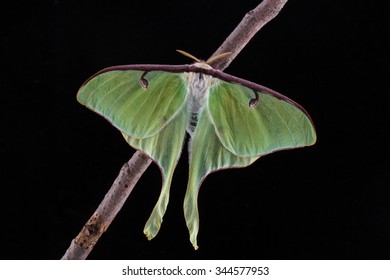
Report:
77,50,317,249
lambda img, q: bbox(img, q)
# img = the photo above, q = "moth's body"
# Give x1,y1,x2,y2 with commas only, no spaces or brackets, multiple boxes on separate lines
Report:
184,62,215,136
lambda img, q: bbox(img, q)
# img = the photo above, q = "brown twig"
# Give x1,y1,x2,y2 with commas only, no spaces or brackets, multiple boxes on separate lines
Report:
210,0,288,70
61,152,152,259
61,0,288,260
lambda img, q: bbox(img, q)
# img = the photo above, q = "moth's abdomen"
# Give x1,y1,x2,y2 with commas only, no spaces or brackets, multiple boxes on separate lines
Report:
185,72,212,136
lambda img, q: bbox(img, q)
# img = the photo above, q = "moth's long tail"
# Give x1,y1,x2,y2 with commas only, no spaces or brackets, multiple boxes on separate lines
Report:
144,177,173,240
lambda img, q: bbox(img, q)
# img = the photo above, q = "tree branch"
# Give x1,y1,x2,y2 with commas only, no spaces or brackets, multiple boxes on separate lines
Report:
210,0,288,70
61,152,152,259
61,0,288,260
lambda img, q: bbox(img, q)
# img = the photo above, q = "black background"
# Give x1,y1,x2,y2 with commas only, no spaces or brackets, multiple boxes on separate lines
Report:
1,0,389,259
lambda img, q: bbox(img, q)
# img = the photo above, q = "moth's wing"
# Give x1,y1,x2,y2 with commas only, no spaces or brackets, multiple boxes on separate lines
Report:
208,81,316,157
122,104,188,240
184,107,259,250
77,69,188,240
77,70,186,138
184,79,316,250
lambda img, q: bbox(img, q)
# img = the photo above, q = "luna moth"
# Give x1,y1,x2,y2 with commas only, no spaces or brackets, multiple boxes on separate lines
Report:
77,50,316,249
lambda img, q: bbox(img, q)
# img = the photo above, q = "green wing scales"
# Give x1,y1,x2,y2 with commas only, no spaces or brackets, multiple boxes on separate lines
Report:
77,71,187,139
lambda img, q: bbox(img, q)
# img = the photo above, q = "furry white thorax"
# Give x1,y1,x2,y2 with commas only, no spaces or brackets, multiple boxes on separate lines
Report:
181,63,216,136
